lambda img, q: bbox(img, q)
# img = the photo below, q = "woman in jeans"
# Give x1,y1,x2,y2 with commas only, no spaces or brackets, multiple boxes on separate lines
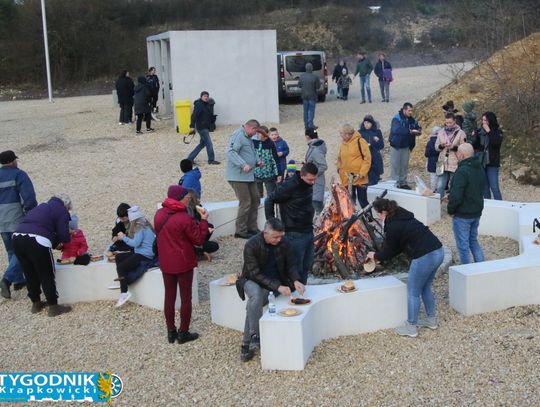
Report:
367,198,444,338
471,111,503,200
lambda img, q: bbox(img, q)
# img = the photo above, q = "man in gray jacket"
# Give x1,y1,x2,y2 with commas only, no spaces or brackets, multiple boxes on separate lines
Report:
298,62,320,130
0,150,37,299
304,128,327,214
226,119,261,239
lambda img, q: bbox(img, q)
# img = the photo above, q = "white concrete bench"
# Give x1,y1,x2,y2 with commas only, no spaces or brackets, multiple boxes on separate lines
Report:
55,260,198,309
368,181,441,225
210,276,406,370
449,200,540,316
200,198,266,238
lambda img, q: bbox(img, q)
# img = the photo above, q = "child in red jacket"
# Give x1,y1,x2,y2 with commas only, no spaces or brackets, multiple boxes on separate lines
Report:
59,214,91,265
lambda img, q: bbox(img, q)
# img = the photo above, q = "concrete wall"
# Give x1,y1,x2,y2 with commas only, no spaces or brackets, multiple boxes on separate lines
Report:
148,30,279,126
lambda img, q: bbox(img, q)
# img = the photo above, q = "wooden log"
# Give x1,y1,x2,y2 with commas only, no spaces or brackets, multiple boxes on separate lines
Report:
331,240,350,279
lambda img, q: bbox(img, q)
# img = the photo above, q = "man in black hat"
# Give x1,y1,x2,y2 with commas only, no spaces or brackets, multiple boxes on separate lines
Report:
0,150,37,299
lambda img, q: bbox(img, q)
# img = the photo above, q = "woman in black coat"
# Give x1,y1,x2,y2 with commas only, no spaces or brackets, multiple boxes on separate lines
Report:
115,70,134,125
133,76,154,134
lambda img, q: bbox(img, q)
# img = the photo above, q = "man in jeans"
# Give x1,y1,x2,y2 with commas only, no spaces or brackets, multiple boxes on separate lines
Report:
226,119,260,239
236,218,305,362
446,143,485,264
0,150,37,299
188,91,220,165
298,62,320,129
265,163,318,284
354,51,373,104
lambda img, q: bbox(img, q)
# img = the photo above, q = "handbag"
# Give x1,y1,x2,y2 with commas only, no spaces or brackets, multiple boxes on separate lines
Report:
436,155,447,176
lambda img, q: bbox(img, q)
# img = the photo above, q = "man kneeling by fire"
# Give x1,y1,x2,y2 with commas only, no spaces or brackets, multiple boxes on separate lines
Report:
235,218,305,362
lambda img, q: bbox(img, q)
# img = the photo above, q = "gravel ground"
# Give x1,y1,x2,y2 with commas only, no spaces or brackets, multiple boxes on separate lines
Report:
1,64,540,406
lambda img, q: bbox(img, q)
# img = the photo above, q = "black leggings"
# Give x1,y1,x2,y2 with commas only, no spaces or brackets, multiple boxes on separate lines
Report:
115,252,147,292
136,113,151,131
12,234,58,305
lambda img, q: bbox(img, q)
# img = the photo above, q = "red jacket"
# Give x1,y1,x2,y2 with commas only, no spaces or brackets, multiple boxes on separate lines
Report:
61,229,89,259
154,198,209,274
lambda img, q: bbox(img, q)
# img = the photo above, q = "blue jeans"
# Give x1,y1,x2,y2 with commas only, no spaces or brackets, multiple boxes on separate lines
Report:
484,166,502,200
360,75,372,102
407,247,444,324
1,232,25,284
302,99,316,129
285,231,314,284
452,216,485,264
436,171,454,198
187,128,215,163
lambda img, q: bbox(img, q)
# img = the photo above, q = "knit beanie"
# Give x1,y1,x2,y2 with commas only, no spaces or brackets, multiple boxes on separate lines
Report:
462,100,475,113
69,214,79,230
167,185,189,201
127,206,144,222
287,160,297,174
431,126,442,137
116,203,131,218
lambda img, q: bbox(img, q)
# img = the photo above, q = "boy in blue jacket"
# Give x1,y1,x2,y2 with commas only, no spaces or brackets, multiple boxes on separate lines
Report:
179,159,202,199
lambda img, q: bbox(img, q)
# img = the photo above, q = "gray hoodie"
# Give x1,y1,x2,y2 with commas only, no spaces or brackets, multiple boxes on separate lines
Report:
305,139,328,201
298,63,321,101
225,126,258,182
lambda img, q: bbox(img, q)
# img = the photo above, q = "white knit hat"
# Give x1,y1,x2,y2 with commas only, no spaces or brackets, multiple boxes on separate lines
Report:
127,206,144,222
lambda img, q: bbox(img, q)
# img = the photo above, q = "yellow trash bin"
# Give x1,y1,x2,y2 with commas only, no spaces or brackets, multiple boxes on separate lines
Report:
175,99,192,134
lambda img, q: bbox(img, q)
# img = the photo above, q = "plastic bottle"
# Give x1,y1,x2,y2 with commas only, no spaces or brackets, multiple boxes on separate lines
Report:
268,292,276,316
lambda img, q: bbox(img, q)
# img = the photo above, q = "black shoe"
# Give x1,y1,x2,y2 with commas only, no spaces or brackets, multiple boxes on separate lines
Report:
167,329,177,344
0,279,11,299
146,128,155,132
208,160,221,165
48,304,72,317
31,301,47,314
234,232,251,239
247,230,260,237
240,344,255,362
360,100,366,104
249,334,260,353
136,131,142,134
13,282,26,291
177,331,199,344
398,184,412,190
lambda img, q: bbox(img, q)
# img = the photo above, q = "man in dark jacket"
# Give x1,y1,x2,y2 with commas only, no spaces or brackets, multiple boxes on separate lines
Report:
134,76,153,134
298,62,321,130
447,143,485,265
146,66,160,115
389,102,422,189
373,53,392,102
0,150,37,299
187,91,220,165
115,70,134,125
332,58,347,99
237,218,305,362
265,163,317,284
354,52,373,104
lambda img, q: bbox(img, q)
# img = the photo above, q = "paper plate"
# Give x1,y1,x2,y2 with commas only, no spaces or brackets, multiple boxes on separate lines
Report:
218,274,238,286
278,308,302,317
288,298,312,306
363,259,376,273
337,286,358,294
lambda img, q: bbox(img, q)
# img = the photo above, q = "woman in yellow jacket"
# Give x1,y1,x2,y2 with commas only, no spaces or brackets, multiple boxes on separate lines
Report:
337,124,372,208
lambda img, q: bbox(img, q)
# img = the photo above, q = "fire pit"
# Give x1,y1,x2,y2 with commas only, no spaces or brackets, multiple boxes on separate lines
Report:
312,183,410,280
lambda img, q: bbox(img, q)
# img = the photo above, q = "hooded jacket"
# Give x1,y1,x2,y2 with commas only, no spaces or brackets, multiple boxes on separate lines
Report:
374,207,442,262
154,198,208,274
0,165,37,232
389,110,422,150
359,122,384,184
305,139,328,202
264,172,314,233
133,76,151,114
337,131,371,187
298,63,320,101
447,156,485,218
273,137,289,176
179,168,202,199
189,98,213,130
115,75,135,104
61,229,89,259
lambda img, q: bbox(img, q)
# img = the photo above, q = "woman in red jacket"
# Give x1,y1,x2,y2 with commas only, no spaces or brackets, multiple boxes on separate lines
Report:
154,185,209,344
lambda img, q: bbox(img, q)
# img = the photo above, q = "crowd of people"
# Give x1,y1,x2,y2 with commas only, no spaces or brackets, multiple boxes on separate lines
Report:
1,61,506,361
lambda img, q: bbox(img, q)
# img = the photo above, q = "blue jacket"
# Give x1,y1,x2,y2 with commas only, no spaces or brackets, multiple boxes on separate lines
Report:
179,168,202,198
0,166,37,232
122,227,155,259
15,197,70,248
360,127,384,184
424,135,439,173
389,110,422,150
273,138,289,176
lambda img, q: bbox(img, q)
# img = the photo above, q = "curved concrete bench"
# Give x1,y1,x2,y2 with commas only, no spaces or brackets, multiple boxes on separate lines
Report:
210,276,406,370
449,200,540,316
55,260,198,309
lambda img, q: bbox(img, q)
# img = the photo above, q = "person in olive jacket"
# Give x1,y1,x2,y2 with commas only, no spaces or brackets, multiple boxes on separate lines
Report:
264,163,318,285
236,218,305,362
446,143,485,265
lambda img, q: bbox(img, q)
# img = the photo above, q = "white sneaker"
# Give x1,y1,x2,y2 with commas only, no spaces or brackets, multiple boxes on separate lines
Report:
115,292,131,307
394,322,418,337
417,317,438,330
108,281,120,290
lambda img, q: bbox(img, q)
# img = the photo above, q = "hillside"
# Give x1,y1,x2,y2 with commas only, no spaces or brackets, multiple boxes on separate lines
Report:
413,32,540,185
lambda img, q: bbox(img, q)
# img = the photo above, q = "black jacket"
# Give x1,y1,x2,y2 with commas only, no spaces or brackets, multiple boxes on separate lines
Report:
146,74,160,94
470,127,503,167
375,207,442,262
133,77,152,114
374,60,392,80
264,172,314,233
240,232,300,292
189,99,213,130
332,63,347,81
115,76,134,104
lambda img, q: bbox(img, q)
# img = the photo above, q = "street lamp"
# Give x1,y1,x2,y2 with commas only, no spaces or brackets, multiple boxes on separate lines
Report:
41,0,53,102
